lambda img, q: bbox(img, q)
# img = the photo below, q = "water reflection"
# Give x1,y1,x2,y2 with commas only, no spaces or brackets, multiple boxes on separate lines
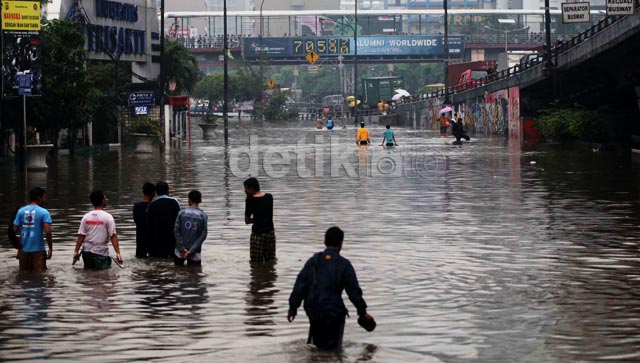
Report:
132,262,209,320
244,262,279,337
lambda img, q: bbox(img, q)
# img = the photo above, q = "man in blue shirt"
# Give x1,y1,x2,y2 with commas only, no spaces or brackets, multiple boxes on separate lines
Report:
380,124,398,147
173,190,208,267
12,187,53,271
288,226,374,350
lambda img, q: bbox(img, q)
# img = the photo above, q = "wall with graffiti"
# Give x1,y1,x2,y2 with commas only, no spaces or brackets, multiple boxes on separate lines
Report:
426,86,521,139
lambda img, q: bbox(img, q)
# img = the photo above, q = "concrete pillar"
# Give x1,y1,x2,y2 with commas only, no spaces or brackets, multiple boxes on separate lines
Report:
164,105,171,150
87,121,93,146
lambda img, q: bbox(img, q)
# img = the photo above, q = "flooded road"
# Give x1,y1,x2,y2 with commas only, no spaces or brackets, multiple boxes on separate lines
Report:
1,122,639,362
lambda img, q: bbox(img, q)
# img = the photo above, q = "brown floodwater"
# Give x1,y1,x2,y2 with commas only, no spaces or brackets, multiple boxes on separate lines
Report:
1,122,639,362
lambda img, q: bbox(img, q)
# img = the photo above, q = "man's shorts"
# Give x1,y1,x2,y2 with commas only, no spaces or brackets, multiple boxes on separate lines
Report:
174,255,202,267
18,250,47,271
82,251,112,269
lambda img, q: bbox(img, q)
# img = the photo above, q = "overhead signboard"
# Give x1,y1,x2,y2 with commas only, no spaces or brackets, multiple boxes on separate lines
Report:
606,0,635,15
128,91,155,105
1,1,41,31
562,2,591,23
243,36,465,58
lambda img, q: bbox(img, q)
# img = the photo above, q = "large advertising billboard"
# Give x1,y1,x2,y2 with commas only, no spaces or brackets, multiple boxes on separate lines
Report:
2,1,42,97
243,36,465,59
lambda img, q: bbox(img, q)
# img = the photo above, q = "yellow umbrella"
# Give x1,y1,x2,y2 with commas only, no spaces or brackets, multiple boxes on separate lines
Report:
345,96,356,101
348,100,361,107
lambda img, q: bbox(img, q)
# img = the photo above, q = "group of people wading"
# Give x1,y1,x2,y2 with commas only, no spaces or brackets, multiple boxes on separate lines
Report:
8,178,375,351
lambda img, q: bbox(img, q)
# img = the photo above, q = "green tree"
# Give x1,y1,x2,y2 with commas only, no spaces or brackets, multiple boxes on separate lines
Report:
31,19,89,144
332,16,361,36
163,38,200,95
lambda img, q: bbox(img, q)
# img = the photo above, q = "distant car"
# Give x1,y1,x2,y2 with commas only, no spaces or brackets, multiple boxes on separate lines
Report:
322,94,344,110
457,69,488,90
519,53,540,67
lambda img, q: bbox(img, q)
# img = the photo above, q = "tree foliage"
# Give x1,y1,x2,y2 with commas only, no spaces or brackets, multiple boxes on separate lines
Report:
192,62,264,103
262,92,298,121
163,38,200,95
31,19,89,137
537,105,608,142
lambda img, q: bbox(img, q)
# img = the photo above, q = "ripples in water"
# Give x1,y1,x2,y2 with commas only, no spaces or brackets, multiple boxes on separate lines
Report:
1,124,639,362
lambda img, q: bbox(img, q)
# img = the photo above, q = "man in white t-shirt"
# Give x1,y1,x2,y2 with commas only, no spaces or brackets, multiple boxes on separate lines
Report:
73,191,122,269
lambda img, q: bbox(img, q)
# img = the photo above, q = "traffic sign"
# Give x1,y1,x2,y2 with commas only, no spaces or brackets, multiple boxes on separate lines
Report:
128,91,155,106
267,79,275,89
17,74,32,96
305,50,319,64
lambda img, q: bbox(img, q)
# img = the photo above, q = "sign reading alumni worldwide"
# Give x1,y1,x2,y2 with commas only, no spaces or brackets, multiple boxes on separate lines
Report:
244,36,465,58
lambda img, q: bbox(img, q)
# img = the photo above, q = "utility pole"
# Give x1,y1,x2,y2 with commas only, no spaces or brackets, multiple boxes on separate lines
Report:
353,0,359,125
443,0,451,105
223,0,229,144
544,0,553,69
159,0,166,146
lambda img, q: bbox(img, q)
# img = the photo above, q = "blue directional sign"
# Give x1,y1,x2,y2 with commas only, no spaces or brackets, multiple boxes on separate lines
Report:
17,74,32,96
128,91,155,106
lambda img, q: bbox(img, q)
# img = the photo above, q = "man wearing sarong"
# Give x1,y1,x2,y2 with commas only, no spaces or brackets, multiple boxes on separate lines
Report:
244,177,276,262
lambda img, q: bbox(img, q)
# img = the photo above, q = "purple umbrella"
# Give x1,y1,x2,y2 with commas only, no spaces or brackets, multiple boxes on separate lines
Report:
439,106,453,114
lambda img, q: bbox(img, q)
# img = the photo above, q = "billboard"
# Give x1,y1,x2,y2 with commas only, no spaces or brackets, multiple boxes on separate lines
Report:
243,36,465,58
1,1,41,31
2,1,42,97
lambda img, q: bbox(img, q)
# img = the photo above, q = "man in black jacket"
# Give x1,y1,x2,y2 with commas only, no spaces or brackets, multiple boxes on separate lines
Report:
147,181,181,258
287,226,374,350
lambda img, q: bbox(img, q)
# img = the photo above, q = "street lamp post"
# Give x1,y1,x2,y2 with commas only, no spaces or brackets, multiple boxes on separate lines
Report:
259,0,265,48
443,0,450,105
353,0,359,126
160,0,165,142
223,0,229,144
484,19,528,53
544,0,553,69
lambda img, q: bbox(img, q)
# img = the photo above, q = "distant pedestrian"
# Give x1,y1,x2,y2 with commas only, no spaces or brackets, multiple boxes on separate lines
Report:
12,187,53,271
438,113,449,134
173,190,208,267
147,182,181,258
73,191,122,269
133,182,156,258
326,117,334,130
244,177,276,263
288,226,375,351
380,124,398,146
451,114,470,142
356,122,371,145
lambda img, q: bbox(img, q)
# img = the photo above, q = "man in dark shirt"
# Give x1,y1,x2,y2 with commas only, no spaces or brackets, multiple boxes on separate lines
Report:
244,177,276,262
147,181,181,258
133,182,156,258
288,226,374,351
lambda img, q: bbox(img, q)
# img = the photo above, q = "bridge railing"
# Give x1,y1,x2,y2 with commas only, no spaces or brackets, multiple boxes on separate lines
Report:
431,4,639,100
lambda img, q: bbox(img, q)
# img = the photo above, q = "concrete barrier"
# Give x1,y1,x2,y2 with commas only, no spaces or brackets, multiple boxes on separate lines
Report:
25,144,53,169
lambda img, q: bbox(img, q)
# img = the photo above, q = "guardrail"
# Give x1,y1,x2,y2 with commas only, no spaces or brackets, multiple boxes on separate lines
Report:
430,4,639,99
